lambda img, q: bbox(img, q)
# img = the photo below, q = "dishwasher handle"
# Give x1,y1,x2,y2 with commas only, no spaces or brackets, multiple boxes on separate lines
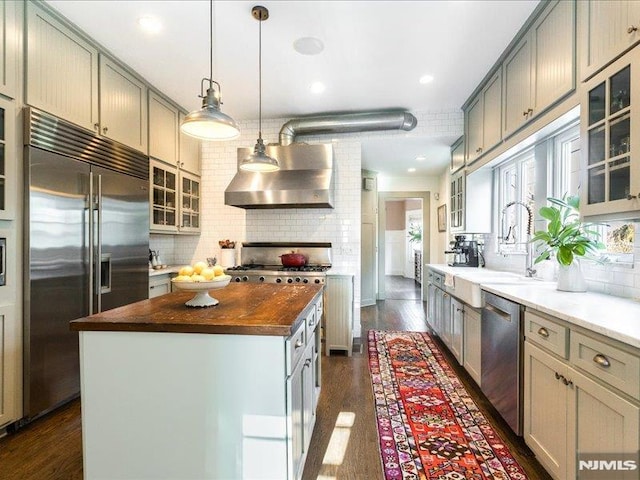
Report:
484,303,512,322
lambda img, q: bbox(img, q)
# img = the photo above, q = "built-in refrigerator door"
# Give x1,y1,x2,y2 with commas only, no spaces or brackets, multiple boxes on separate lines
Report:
92,166,149,312
25,147,90,418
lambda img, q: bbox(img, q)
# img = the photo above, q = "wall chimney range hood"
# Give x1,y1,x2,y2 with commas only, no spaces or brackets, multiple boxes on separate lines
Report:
224,110,417,209
225,143,334,209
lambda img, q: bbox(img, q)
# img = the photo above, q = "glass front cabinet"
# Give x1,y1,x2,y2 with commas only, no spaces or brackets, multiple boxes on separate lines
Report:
0,97,15,220
582,46,640,217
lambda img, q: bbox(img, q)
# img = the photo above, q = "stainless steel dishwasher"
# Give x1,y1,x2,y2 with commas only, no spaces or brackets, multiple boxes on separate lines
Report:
481,291,524,435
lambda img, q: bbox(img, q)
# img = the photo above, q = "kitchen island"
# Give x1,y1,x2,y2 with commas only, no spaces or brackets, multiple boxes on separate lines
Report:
70,283,323,480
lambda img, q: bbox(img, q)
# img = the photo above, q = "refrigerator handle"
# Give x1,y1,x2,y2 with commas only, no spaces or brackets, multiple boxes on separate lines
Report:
96,174,103,312
88,171,95,315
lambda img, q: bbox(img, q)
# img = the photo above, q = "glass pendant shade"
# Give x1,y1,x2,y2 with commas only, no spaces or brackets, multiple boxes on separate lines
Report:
181,86,240,141
240,137,279,172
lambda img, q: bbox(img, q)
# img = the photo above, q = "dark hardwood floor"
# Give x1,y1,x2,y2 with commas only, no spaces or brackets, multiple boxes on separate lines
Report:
0,299,551,480
384,275,421,300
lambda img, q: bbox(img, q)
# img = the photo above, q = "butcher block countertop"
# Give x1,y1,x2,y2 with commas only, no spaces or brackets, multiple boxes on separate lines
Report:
70,283,323,336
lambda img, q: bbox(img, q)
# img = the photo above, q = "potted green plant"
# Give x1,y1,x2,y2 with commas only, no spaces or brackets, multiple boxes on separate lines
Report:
531,195,604,292
408,223,422,249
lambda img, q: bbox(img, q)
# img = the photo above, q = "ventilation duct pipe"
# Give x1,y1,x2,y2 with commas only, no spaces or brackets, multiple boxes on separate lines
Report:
279,110,417,146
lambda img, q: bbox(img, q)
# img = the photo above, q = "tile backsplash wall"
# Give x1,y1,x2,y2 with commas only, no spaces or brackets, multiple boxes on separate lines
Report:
483,220,640,300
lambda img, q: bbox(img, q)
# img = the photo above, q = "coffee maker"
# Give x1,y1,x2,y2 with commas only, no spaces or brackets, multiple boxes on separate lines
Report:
445,235,479,267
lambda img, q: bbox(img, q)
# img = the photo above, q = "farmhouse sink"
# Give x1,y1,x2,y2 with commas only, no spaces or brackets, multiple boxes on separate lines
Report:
448,271,540,308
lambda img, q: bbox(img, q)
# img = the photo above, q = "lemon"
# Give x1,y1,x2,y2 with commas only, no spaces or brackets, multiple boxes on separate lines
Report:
191,274,206,282
193,261,208,274
174,275,192,282
213,265,224,277
179,265,194,276
201,267,216,280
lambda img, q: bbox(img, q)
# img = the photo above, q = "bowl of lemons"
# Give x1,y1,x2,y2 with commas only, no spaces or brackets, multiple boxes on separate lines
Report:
171,261,232,307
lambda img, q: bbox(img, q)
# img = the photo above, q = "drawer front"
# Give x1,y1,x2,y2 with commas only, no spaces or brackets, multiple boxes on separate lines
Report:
315,297,323,326
433,272,444,287
570,331,640,399
286,321,306,377
306,307,317,334
524,311,568,359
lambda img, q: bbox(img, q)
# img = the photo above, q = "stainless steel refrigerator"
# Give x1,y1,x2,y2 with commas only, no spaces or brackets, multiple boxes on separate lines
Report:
24,108,149,420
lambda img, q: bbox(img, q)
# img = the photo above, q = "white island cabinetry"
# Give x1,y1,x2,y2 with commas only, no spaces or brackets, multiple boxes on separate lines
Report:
74,284,323,480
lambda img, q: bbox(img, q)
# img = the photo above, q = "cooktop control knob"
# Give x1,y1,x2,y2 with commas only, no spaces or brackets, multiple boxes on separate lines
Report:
259,276,265,282
287,278,293,284
276,278,282,283
234,277,241,282
242,276,248,282
314,279,321,284
303,278,309,284
295,277,301,283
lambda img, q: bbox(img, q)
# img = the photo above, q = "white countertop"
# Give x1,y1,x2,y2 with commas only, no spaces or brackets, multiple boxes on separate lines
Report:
148,265,181,277
427,264,640,350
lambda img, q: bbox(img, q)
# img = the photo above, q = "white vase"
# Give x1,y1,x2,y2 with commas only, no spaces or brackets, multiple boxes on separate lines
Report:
556,260,587,292
219,248,236,268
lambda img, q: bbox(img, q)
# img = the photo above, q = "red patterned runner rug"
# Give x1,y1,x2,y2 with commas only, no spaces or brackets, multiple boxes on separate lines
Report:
368,330,528,480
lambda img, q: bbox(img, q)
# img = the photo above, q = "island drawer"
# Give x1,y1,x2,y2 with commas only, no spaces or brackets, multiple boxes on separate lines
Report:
524,310,568,359
570,331,640,399
286,321,306,376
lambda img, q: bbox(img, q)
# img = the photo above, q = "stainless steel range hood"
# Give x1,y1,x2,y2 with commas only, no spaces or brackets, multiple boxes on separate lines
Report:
224,143,334,209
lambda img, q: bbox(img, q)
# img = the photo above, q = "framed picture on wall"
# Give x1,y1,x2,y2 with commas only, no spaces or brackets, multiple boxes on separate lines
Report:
437,204,447,232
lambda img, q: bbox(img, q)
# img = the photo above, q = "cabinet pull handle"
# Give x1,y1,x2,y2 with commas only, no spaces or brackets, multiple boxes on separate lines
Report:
593,353,611,368
628,194,638,200
555,372,563,380
628,25,638,34
102,126,108,134
295,339,304,349
527,108,533,115
537,327,550,338
562,377,573,387
94,123,100,130
523,110,529,117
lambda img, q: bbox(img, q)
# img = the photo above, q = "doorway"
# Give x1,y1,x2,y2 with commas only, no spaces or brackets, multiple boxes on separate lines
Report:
377,191,430,301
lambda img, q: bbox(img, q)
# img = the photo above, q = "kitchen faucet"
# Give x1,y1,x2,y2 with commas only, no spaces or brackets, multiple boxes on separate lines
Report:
501,200,536,277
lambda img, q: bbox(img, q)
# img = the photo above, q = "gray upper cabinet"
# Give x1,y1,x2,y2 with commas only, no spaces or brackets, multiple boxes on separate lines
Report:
0,1,17,99
99,56,148,154
465,70,502,164
581,0,640,81
503,0,575,138
450,136,464,173
149,91,179,165
178,112,201,175
26,3,99,131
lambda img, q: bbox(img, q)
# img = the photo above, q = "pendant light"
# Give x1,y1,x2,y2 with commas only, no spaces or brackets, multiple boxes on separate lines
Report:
180,0,240,141
240,5,279,172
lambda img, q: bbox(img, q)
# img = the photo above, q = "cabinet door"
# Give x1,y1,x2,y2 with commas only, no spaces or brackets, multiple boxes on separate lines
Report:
482,70,502,152
427,282,436,331
523,341,568,480
99,55,148,154
26,3,99,131
567,365,640,480
449,298,464,365
0,0,17,99
532,0,575,115
179,112,201,175
149,92,178,165
465,95,483,164
581,0,640,81
503,36,533,137
288,357,304,480
178,171,201,234
450,171,465,232
450,136,464,173
581,47,640,217
0,304,17,427
441,291,452,348
0,97,16,220
463,306,481,386
150,160,178,233
302,344,315,453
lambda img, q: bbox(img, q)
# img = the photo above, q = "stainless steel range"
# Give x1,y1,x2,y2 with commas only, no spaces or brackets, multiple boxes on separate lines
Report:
226,242,331,285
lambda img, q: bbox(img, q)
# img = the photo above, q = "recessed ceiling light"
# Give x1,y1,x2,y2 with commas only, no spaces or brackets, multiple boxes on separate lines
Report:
138,16,162,34
408,168,416,173
419,74,434,85
415,155,426,161
293,37,324,55
310,82,325,94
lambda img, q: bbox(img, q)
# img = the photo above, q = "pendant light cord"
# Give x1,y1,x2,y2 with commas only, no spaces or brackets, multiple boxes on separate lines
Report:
209,0,213,85
258,15,263,140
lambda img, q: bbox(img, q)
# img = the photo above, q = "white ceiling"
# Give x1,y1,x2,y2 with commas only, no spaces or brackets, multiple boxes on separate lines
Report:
45,0,539,177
